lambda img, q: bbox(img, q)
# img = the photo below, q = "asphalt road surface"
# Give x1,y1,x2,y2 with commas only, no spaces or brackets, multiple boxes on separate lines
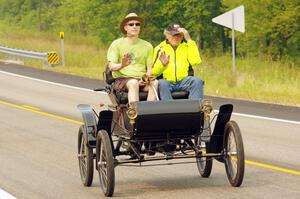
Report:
0,62,299,199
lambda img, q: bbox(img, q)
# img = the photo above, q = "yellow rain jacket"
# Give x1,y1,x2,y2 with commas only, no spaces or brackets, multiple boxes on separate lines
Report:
152,40,201,82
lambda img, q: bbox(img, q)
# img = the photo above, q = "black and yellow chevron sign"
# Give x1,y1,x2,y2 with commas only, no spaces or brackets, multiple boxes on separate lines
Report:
47,52,59,64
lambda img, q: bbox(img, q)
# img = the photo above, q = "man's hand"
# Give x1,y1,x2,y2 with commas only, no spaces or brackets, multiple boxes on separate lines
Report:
177,27,192,42
121,53,131,68
159,51,170,66
139,79,146,86
146,70,152,77
140,73,156,86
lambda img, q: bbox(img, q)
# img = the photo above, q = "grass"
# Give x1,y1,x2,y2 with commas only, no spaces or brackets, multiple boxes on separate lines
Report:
0,23,299,106
197,56,300,105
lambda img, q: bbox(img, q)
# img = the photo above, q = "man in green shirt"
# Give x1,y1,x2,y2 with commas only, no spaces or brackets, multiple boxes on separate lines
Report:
107,13,158,104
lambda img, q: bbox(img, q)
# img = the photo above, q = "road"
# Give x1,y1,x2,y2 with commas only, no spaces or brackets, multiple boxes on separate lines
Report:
0,62,299,199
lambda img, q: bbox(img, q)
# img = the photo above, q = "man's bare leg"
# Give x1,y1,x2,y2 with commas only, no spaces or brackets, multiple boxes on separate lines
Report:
126,79,139,104
146,80,159,101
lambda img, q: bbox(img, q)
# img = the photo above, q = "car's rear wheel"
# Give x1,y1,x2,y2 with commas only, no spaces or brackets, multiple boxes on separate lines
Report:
196,139,213,178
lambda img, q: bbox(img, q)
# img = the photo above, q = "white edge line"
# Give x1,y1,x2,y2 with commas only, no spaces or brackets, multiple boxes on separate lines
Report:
1,70,299,125
0,188,17,199
0,70,106,94
232,112,300,125
213,110,300,125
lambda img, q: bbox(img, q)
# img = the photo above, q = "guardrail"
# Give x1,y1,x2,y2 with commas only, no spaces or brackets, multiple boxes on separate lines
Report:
0,45,59,66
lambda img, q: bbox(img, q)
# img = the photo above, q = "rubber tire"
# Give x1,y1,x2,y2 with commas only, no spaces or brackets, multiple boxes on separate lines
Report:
96,130,115,197
223,121,245,187
196,140,213,178
78,125,94,186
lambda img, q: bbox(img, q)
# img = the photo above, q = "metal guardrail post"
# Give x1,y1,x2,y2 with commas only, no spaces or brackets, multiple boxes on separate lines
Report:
0,46,59,66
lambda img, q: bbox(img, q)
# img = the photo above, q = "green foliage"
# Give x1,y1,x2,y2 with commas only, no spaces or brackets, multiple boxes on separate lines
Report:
224,0,300,62
0,0,299,64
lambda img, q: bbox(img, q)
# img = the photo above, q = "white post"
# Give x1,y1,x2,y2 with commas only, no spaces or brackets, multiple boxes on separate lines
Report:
60,38,65,67
60,32,65,67
231,12,236,76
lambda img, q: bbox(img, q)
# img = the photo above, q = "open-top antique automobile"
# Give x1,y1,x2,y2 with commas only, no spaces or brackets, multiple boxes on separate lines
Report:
77,69,245,197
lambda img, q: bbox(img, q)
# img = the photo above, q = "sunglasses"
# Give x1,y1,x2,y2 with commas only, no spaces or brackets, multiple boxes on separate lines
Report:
127,23,141,27
171,33,183,37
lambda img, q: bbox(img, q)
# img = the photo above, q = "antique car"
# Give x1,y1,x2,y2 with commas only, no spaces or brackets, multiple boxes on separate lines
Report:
77,69,245,197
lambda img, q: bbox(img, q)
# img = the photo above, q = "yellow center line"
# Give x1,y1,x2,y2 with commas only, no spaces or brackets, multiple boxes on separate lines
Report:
1,99,299,176
245,160,300,175
22,105,40,110
0,100,83,125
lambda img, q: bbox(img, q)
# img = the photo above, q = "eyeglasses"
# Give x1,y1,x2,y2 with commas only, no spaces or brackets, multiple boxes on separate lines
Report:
127,23,141,27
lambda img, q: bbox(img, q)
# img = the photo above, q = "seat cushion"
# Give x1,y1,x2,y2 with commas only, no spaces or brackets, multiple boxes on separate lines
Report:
171,91,189,99
115,91,148,104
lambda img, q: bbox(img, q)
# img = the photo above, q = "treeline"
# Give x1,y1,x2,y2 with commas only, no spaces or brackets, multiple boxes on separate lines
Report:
0,0,299,63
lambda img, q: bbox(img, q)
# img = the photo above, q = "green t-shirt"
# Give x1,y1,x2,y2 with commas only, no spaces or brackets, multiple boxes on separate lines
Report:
107,37,153,79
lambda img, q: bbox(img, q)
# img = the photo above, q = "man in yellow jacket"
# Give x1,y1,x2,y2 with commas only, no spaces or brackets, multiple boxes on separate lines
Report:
152,23,203,100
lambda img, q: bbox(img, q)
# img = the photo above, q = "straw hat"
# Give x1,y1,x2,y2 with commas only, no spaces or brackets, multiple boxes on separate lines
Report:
120,13,144,34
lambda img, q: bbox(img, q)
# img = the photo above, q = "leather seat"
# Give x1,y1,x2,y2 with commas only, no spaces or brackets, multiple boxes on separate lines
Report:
104,66,189,104
115,90,189,104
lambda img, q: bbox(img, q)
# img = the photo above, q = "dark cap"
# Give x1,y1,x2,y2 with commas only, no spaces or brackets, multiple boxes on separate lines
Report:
164,23,183,35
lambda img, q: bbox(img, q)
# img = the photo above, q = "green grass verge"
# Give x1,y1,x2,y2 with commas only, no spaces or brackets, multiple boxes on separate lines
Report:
197,56,300,105
0,23,299,106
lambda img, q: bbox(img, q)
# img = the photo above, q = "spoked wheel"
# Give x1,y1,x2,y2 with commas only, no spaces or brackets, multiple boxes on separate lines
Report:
196,138,213,177
78,125,94,186
223,121,245,187
96,130,115,197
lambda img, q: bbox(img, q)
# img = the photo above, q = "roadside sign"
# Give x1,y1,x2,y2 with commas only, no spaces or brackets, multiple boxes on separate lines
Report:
212,5,245,77
47,52,59,64
212,5,245,32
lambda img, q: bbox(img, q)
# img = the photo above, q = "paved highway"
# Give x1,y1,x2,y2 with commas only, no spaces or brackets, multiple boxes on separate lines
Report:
0,62,299,199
